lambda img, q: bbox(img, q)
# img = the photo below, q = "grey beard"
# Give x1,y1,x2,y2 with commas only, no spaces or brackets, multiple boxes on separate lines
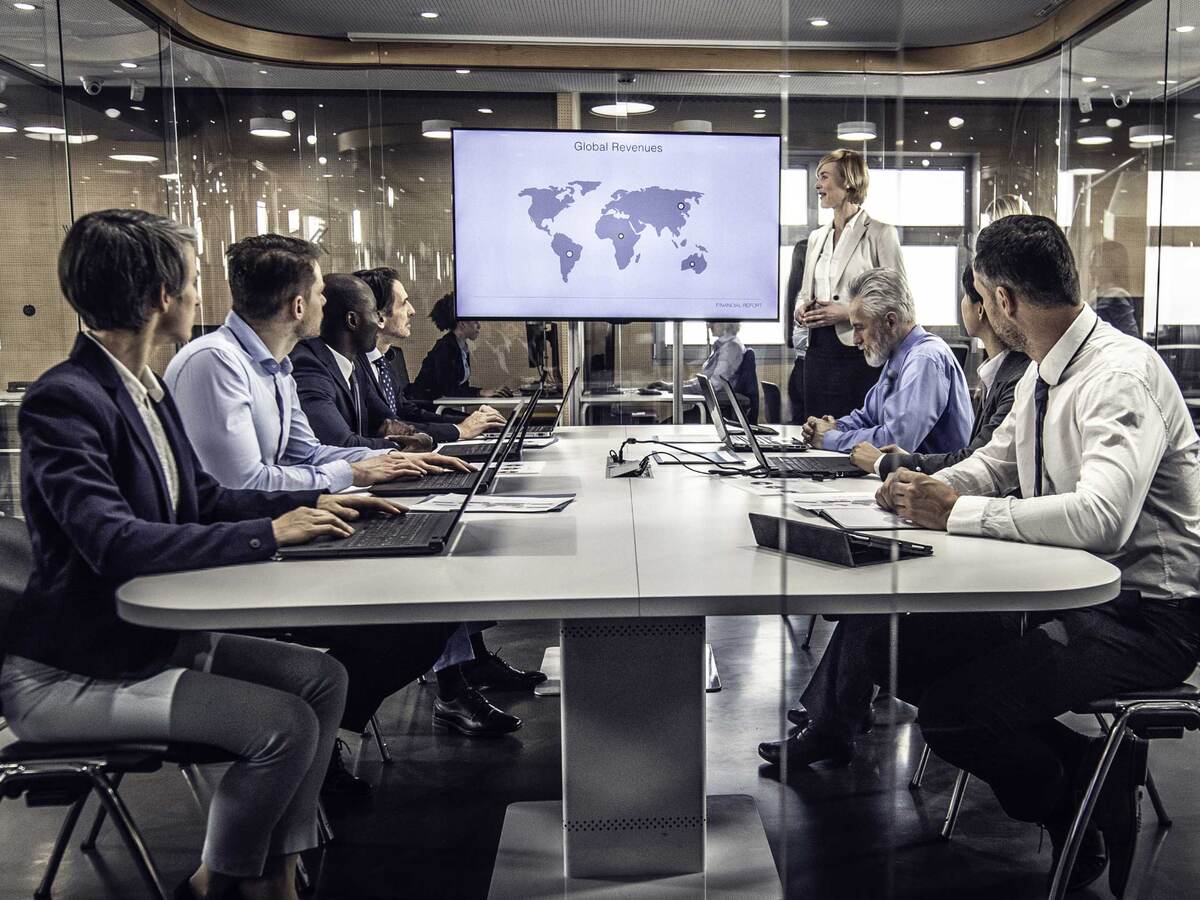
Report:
863,345,890,367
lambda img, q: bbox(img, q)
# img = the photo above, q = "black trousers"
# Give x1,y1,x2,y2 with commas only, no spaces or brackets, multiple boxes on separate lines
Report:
799,615,885,745
247,624,454,733
858,595,1200,824
803,325,880,421
787,356,805,425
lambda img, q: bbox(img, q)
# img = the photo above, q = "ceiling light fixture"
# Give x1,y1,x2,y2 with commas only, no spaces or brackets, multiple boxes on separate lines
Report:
421,118,459,139
1106,117,1122,127
1129,124,1173,145
948,116,965,129
1075,125,1112,145
306,133,317,145
29,62,45,68
1069,167,1105,176
778,73,791,78
1082,76,1097,83
455,68,470,74
589,101,654,117
836,120,877,141
249,116,291,138
258,69,269,75
420,11,438,18
104,108,120,118
929,140,943,150
1175,24,1195,32
752,112,766,119
1156,79,1179,85
976,79,987,85
477,107,493,114
673,119,712,132
281,109,296,121
24,122,64,135
109,153,157,162
0,116,17,134
120,62,137,69
13,3,36,10
130,105,144,111
25,132,96,143
809,17,829,27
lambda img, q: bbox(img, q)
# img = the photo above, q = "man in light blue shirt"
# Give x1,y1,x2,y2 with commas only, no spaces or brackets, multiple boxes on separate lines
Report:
803,268,972,454
165,241,462,493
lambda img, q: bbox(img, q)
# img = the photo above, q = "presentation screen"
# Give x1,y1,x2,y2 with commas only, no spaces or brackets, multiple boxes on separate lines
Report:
452,128,781,321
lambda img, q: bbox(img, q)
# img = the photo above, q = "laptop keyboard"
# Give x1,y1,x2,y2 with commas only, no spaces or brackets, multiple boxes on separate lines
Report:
328,512,449,550
419,470,483,490
766,455,863,475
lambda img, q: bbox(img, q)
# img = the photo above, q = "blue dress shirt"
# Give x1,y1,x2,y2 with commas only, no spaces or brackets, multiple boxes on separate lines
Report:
822,325,973,454
163,312,386,492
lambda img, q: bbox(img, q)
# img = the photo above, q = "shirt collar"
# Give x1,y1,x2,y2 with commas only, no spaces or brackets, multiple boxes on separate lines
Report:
885,324,928,377
326,342,355,384
1037,305,1096,387
224,310,293,376
976,348,1010,394
84,332,164,403
365,347,384,364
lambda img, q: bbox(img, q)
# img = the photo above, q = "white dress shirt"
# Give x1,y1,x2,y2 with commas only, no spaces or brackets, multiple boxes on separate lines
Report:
793,210,864,351
936,304,1200,601
975,348,1010,400
85,333,180,512
364,346,384,383
327,344,355,390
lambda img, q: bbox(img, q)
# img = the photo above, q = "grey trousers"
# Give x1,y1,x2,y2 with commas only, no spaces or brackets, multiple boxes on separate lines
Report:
0,632,348,878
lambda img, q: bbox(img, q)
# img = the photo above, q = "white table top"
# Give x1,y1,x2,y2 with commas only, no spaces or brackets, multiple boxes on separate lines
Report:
580,389,704,404
117,425,1121,630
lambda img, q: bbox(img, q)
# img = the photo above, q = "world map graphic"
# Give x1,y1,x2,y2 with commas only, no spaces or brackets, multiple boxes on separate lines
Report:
517,182,708,283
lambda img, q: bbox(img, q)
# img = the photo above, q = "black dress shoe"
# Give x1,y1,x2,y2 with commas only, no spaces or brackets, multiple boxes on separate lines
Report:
321,738,372,799
434,688,522,736
1079,735,1147,898
462,649,548,692
1047,819,1108,893
786,705,874,734
758,727,853,769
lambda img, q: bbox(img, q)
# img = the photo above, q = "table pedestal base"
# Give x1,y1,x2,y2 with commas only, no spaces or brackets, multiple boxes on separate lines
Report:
532,643,722,696
487,795,781,899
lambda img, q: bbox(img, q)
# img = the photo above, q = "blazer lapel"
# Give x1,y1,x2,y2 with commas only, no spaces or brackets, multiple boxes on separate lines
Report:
73,336,172,522
830,211,871,295
310,339,356,408
358,353,389,407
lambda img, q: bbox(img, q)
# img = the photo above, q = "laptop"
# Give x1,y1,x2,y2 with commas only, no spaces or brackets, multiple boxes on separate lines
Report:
526,366,579,435
369,395,532,497
695,374,808,453
748,513,933,567
438,370,575,461
274,425,519,559
719,379,865,479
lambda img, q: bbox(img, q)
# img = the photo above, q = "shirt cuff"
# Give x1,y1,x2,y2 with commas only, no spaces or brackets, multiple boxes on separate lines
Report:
873,455,883,477
321,459,354,493
946,493,990,536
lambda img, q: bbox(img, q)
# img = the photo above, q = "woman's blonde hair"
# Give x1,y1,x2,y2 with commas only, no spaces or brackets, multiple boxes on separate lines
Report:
982,194,1032,224
817,149,870,205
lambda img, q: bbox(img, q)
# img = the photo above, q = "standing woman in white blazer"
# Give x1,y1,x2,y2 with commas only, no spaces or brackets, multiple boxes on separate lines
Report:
793,149,908,419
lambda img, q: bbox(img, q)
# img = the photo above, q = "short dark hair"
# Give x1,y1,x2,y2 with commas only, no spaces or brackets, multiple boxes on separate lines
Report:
226,234,321,321
320,274,374,336
973,215,1079,309
961,260,983,305
58,209,195,331
352,266,401,314
430,292,458,331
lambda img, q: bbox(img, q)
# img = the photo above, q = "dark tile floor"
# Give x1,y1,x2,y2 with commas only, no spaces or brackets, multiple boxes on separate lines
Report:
3,615,1198,899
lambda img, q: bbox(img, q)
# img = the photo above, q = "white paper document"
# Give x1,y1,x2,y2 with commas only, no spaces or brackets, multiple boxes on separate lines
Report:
790,492,923,530
443,436,559,450
496,461,547,476
405,493,576,514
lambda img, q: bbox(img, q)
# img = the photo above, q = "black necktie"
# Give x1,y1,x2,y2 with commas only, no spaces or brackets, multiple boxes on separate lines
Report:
349,365,364,436
1033,376,1049,498
374,356,398,416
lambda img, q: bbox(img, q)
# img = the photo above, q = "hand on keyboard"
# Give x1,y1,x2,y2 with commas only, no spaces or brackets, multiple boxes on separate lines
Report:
316,494,408,521
394,451,476,474
272,507,355,546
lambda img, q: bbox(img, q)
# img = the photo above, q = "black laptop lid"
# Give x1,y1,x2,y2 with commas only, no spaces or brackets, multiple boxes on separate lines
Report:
696,374,735,449
548,367,581,429
719,378,771,469
749,513,933,567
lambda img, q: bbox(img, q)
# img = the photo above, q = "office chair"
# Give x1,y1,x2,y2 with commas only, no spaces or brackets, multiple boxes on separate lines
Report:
762,381,781,424
731,348,761,424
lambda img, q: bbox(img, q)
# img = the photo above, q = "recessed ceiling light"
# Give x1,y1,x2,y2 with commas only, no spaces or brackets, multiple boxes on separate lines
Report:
420,10,438,18
322,173,333,177
109,153,157,162
1079,118,1091,124
1080,127,1113,147
130,105,145,111
673,119,712,132
30,62,45,68
306,133,317,145
1106,117,1122,127
1175,24,1195,32
948,116,965,129
589,101,655,118
809,17,829,27
0,116,17,134
477,107,493,114
921,159,930,167
455,68,470,74
318,156,327,165
1101,84,1110,89
1082,76,1097,83
752,112,766,119
753,108,766,113
1194,112,1200,120
778,73,791,78
249,116,290,138
976,79,987,85
24,123,64,134
281,109,296,121
120,62,138,69
1129,124,1173,145
104,108,120,118
13,3,36,10
421,118,459,139
1156,79,1179,85
929,140,943,150
258,69,269,75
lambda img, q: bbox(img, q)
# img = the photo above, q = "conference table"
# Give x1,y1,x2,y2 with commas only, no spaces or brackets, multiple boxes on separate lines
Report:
434,389,710,423
117,425,1121,899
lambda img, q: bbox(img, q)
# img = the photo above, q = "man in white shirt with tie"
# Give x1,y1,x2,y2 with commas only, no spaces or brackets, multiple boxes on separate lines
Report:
875,215,1200,894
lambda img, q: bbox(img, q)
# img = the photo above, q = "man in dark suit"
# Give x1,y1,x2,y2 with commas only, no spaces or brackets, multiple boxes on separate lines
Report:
846,262,1031,476
353,267,504,441
760,261,1030,772
290,273,434,451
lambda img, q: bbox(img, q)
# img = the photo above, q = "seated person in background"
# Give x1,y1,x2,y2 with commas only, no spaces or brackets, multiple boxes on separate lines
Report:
1088,240,1140,338
870,215,1200,893
849,261,1030,475
291,273,438,451
802,268,972,455
292,274,543,737
408,292,512,402
354,266,506,442
981,192,1032,226
164,235,481,785
0,208,407,899
648,321,745,394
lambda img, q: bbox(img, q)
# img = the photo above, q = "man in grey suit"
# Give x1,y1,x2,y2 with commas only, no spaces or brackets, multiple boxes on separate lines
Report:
848,262,1030,476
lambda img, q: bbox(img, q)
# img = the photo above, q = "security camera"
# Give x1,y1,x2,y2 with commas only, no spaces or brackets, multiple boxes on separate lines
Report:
1111,90,1133,109
129,80,145,102
1077,94,1093,114
79,76,103,96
